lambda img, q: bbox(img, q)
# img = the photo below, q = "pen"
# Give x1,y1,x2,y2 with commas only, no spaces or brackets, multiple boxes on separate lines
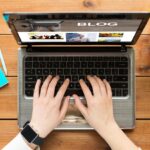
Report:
0,49,7,75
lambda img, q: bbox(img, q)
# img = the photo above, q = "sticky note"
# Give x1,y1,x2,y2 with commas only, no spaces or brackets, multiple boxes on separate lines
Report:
3,14,9,22
0,68,9,88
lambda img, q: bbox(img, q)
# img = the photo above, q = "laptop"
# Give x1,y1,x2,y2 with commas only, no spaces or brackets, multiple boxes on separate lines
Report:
3,12,150,130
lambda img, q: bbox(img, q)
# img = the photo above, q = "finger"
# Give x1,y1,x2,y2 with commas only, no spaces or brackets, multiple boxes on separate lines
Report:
94,76,107,96
79,79,93,102
87,75,101,96
40,75,52,97
55,78,70,102
59,96,70,120
46,76,60,98
73,94,88,117
33,79,41,100
103,79,112,98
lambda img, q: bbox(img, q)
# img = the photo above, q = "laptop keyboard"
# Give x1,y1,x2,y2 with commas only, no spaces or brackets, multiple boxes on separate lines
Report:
24,56,129,97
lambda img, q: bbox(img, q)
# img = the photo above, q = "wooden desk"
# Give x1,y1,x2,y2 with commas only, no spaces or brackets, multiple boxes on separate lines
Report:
0,0,150,149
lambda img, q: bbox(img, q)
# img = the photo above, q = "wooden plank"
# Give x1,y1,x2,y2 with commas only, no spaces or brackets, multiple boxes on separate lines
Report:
134,35,150,76
0,77,149,119
136,77,150,118
0,35,18,76
0,120,150,150
0,0,150,34
0,77,17,118
0,34,150,76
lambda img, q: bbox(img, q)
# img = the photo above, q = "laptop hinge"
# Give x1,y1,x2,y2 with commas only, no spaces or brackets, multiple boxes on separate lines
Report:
26,44,33,52
121,45,127,52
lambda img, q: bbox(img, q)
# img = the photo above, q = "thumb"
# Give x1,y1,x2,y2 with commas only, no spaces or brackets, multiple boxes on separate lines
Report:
73,94,87,117
59,96,70,120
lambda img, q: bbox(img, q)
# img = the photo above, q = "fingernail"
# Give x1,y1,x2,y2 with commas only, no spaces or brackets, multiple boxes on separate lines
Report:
79,79,83,82
56,75,60,79
38,78,42,81
66,78,69,81
87,75,91,78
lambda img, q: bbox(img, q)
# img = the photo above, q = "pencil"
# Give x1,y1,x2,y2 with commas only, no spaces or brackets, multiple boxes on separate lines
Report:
0,49,7,75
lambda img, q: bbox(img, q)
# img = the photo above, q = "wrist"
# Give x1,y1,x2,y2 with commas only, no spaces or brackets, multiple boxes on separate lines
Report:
29,121,47,138
22,137,38,150
96,121,138,150
96,120,119,137
21,121,44,146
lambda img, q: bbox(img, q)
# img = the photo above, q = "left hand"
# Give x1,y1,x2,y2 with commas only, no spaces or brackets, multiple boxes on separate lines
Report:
30,75,70,138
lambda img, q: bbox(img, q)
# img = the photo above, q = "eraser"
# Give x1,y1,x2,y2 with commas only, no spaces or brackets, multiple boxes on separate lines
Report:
0,68,9,88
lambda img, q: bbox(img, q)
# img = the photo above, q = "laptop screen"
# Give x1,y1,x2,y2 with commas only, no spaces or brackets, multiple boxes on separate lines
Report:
3,13,150,45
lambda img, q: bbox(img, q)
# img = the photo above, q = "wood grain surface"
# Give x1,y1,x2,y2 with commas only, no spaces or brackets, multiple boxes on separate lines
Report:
0,120,150,150
0,0,150,149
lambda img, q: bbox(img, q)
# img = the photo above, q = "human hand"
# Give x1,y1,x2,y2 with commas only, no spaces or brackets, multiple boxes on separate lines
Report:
73,75,139,150
29,75,70,138
73,75,116,133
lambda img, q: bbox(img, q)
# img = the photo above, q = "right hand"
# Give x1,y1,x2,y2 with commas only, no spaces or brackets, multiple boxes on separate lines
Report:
73,75,116,133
